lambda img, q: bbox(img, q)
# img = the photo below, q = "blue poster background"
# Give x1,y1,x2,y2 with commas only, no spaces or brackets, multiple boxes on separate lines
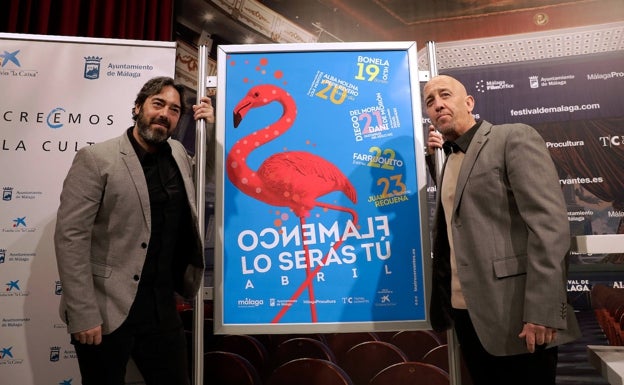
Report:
218,46,427,327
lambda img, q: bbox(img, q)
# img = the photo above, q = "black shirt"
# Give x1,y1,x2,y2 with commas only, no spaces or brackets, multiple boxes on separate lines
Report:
126,127,191,326
443,120,482,155
426,120,483,182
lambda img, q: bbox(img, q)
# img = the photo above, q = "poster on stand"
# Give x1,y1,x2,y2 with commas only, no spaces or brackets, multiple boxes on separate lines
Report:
214,42,431,334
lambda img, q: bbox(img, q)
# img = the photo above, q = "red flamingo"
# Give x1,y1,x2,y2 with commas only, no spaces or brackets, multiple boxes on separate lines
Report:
228,84,358,322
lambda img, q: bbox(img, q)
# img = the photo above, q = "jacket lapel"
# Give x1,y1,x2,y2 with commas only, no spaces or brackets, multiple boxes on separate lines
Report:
453,121,492,214
119,133,151,227
168,139,197,211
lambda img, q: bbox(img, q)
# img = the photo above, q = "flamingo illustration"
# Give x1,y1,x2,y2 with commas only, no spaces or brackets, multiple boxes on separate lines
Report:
227,84,358,322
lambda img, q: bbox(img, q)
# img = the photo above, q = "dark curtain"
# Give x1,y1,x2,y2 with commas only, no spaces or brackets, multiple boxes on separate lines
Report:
1,0,174,41
535,117,624,235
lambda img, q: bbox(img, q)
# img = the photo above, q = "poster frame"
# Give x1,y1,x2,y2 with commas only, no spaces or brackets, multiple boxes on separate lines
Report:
214,41,431,334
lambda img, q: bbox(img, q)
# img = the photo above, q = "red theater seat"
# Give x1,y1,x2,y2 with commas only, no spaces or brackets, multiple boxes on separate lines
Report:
204,351,262,385
390,330,443,361
267,357,353,385
370,361,449,385
272,337,336,369
341,340,408,385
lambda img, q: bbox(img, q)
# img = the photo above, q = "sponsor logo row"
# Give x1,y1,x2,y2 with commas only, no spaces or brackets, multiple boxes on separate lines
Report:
475,71,623,93
1,49,156,81
236,288,397,309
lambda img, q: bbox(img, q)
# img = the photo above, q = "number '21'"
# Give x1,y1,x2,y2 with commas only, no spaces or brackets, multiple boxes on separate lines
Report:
359,111,385,135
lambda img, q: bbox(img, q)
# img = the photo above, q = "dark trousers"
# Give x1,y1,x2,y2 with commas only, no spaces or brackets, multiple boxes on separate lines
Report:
451,308,558,385
72,320,190,385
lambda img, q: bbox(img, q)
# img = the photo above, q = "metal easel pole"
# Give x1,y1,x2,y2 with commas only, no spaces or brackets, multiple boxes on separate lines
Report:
427,41,446,179
426,40,461,385
192,44,209,385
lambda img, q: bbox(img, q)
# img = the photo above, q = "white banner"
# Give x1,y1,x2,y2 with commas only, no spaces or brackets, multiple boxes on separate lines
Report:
0,33,175,385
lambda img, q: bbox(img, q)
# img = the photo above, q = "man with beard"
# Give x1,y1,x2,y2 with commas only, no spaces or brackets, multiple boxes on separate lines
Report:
54,76,214,385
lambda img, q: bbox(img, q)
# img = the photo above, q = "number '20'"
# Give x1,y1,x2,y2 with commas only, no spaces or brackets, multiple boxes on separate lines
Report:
315,79,348,105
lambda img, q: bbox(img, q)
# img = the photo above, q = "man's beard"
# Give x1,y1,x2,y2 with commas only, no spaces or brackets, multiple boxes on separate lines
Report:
136,110,172,146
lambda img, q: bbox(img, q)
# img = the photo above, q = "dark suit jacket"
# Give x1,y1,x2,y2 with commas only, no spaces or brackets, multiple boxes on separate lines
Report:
54,132,204,335
429,120,581,356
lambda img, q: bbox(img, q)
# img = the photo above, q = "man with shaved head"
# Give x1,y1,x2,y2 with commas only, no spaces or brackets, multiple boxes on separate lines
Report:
424,75,580,385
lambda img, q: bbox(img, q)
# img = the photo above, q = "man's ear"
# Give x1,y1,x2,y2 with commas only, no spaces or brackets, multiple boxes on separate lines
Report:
465,95,475,112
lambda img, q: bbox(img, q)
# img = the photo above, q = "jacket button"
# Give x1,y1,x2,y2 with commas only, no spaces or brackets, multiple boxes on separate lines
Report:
133,275,140,281
141,242,147,249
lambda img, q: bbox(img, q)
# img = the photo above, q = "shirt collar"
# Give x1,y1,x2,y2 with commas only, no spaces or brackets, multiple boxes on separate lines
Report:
443,120,482,155
126,127,171,162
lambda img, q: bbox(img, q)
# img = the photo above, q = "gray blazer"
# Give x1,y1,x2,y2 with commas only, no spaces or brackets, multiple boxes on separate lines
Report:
429,121,581,356
54,132,204,335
